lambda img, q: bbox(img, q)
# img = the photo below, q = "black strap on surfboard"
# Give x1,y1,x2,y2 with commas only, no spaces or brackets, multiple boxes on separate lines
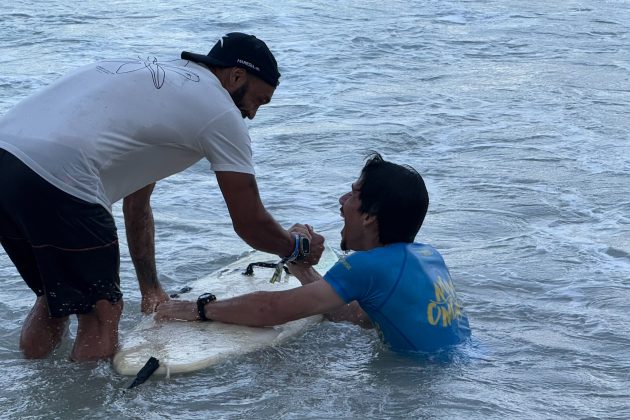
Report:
169,286,192,298
243,261,289,276
126,356,160,389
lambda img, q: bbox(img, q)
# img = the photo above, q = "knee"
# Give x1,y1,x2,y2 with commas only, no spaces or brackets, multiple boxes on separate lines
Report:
19,316,69,359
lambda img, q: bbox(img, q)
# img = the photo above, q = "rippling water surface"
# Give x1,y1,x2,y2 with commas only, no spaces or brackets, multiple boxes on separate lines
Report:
1,0,629,418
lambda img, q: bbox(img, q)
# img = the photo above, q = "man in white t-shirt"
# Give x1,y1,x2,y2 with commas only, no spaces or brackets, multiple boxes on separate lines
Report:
0,32,321,362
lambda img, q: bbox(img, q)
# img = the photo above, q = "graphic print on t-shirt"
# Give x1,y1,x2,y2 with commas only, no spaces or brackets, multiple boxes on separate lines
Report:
427,275,464,327
96,57,200,89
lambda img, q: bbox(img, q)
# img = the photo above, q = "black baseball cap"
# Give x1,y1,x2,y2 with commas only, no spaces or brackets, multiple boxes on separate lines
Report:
181,32,281,87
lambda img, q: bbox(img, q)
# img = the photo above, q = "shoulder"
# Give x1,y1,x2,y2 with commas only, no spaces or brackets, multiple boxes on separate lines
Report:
92,58,228,98
355,243,449,275
407,242,447,265
330,243,408,276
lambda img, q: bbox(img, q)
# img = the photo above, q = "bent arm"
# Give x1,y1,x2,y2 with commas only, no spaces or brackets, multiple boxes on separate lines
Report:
155,280,346,327
289,264,373,329
123,183,169,313
205,280,345,326
215,171,295,257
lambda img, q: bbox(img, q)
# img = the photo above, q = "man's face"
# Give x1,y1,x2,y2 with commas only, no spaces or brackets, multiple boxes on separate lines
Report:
339,179,365,251
230,75,275,120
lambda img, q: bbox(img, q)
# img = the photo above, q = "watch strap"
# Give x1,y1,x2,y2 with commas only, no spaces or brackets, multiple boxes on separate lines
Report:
282,234,310,263
197,292,216,321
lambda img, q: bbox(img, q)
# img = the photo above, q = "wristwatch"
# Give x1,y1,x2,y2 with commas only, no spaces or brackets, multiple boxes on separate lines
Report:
296,235,310,260
283,233,310,263
196,292,216,321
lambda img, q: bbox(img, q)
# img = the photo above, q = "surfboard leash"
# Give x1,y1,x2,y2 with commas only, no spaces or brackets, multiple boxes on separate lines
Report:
243,261,290,282
242,234,311,283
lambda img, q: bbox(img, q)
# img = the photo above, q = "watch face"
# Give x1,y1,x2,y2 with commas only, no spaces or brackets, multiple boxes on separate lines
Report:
198,292,216,303
301,237,310,255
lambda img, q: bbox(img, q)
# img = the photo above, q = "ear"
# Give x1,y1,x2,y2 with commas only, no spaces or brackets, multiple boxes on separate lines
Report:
227,67,248,90
362,213,380,244
362,213,378,228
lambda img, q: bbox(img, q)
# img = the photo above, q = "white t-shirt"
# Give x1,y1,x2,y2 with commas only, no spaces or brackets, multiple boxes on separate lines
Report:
0,57,254,211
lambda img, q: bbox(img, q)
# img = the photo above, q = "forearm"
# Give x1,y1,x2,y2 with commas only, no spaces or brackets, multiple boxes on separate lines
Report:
207,290,372,329
124,206,158,286
156,280,346,326
290,265,323,285
233,208,294,258
123,184,163,294
216,171,293,256
289,266,372,328
205,291,301,327
125,209,160,291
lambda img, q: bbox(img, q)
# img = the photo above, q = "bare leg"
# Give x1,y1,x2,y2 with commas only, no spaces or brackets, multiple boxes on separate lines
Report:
20,296,69,358
70,298,124,362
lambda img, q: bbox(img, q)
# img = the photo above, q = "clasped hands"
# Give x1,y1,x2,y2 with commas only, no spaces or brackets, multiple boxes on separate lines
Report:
288,223,324,266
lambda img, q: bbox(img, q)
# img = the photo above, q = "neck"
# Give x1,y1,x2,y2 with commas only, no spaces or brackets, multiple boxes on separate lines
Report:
355,230,381,251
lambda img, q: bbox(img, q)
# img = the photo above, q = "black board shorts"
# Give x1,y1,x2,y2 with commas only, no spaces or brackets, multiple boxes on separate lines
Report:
0,149,122,317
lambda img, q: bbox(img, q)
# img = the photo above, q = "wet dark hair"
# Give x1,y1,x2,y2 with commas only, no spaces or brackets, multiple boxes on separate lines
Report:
358,153,429,244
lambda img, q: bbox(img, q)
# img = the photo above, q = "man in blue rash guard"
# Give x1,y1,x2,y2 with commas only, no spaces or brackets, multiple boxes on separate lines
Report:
157,153,471,352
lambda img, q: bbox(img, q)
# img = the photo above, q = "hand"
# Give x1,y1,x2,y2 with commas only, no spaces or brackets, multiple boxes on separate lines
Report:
287,263,316,285
141,286,170,314
288,224,325,265
154,300,198,321
305,224,324,265
288,223,311,240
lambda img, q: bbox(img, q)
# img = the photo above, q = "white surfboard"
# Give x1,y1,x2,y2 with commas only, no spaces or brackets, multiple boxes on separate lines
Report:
113,246,339,376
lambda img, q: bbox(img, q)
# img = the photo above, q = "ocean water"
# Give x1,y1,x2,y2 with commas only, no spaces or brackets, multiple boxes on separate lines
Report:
1,0,629,418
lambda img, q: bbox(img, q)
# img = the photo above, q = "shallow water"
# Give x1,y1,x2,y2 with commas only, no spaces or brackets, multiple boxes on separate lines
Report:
1,0,629,418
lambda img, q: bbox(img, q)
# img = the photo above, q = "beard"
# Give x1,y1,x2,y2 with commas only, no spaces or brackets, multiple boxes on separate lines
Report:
230,82,249,117
340,227,348,251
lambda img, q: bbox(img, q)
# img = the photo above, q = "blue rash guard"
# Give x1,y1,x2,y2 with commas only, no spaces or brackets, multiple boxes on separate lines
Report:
323,242,471,352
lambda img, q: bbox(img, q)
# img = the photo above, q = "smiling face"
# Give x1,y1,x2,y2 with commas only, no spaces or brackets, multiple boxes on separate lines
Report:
340,153,430,249
339,178,379,252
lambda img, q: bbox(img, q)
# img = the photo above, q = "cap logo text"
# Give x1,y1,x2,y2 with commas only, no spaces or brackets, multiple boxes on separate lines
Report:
236,58,260,71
